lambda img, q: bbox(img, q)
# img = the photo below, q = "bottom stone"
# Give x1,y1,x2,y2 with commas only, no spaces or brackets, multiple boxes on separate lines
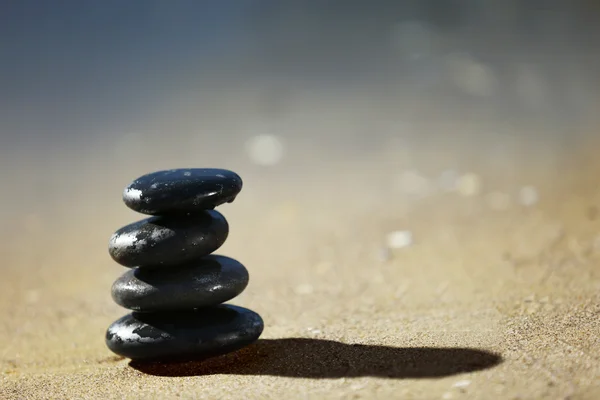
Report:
105,305,264,361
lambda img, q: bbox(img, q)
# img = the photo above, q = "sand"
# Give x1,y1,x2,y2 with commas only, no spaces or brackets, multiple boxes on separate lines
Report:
1,133,599,400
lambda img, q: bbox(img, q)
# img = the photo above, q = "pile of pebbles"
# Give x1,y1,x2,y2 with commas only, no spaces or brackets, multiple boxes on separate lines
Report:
105,169,263,362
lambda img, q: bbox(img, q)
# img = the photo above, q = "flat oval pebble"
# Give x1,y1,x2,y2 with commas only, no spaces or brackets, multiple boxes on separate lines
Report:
108,210,228,268
105,305,264,361
111,255,249,312
123,168,243,215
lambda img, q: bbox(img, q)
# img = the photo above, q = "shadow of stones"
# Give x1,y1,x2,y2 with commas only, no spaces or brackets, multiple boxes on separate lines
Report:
130,338,503,379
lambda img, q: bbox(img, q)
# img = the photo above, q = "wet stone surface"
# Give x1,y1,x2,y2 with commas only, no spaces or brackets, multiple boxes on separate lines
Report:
111,255,249,312
106,168,263,363
108,210,229,268
105,305,264,361
122,168,243,215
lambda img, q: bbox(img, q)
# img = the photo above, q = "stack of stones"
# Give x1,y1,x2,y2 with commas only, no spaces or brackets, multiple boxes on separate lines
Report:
105,169,264,362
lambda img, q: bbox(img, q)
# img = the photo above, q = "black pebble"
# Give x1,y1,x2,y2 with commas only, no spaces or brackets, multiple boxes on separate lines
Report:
108,210,228,268
123,168,243,215
105,305,264,361
111,255,249,312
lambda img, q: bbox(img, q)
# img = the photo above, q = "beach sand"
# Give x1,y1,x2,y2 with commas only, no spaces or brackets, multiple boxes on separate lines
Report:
1,120,599,399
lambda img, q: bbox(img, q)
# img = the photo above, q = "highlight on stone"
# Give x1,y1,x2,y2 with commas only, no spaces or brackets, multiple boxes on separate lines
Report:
105,168,263,362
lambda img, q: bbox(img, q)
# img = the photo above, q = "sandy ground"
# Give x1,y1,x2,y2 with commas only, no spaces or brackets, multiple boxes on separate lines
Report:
2,3,600,398
0,122,599,400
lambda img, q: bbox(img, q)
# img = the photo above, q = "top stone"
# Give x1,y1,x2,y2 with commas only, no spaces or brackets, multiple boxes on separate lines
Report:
123,169,243,215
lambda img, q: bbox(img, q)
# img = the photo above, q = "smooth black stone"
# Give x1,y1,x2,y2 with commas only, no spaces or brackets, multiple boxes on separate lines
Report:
123,168,243,215
108,210,228,268
111,255,249,312
105,305,264,361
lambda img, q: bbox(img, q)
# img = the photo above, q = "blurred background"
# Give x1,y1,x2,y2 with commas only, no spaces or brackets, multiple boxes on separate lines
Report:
2,0,600,285
2,2,599,199
1,2,600,396
2,0,600,308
